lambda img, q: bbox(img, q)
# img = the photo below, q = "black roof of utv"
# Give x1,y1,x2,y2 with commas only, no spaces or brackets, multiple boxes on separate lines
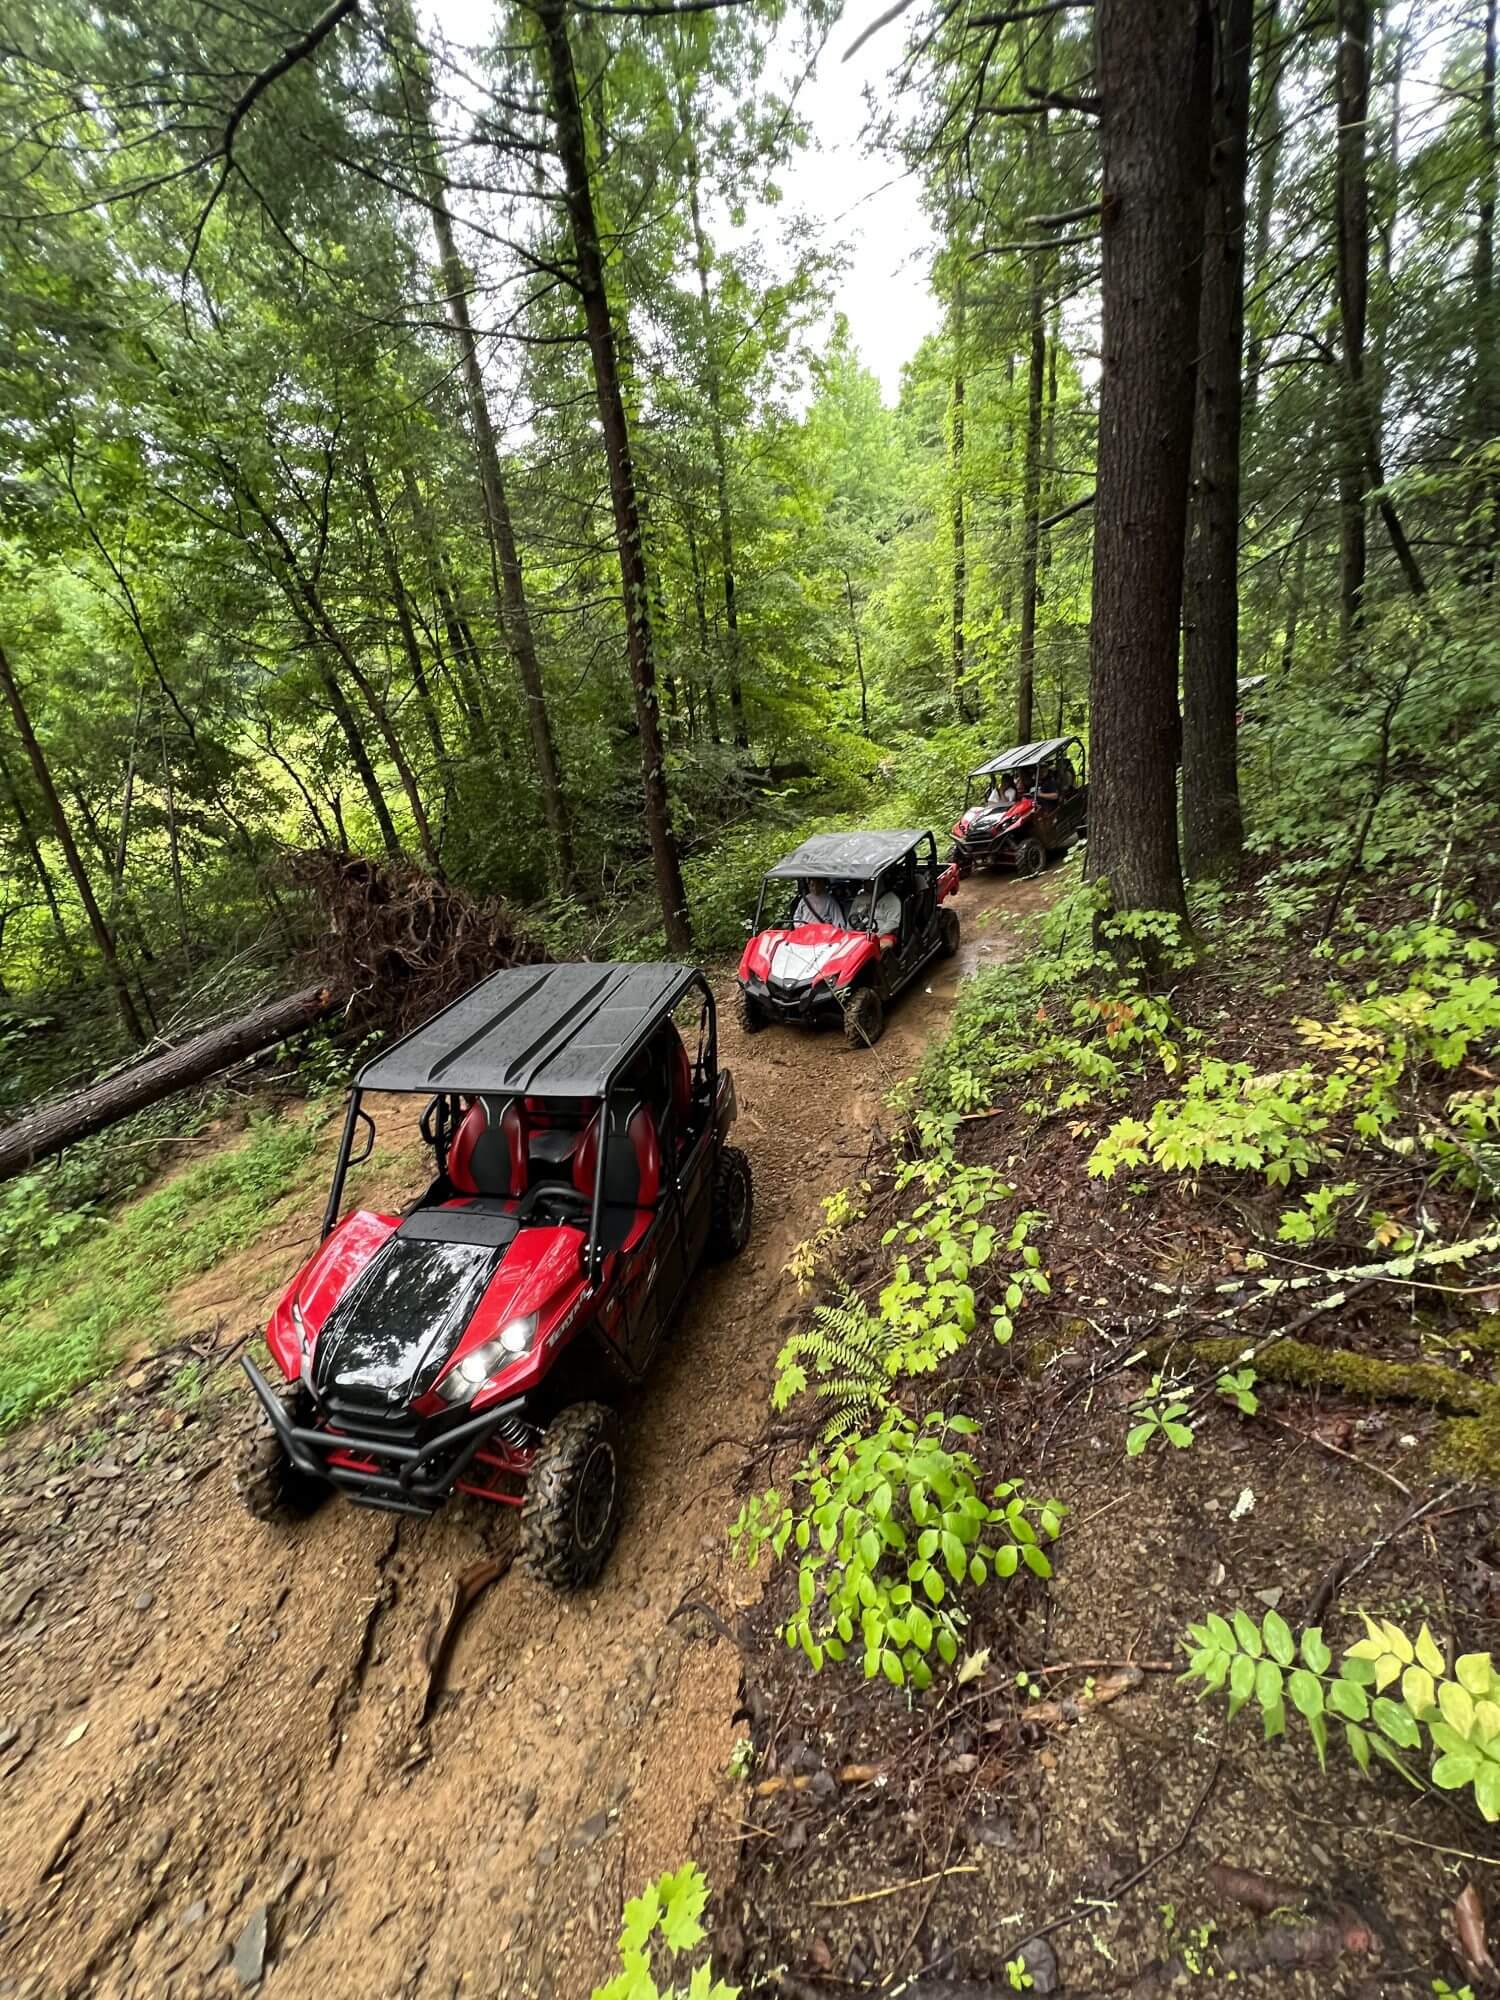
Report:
763,829,932,882
970,736,1080,778
357,962,698,1097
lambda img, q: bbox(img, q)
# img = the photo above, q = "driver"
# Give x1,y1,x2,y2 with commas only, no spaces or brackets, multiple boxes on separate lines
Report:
1034,766,1060,810
792,876,848,928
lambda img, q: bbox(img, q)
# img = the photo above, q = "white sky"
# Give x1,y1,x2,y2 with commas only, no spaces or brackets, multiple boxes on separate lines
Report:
764,11,941,399
423,0,939,403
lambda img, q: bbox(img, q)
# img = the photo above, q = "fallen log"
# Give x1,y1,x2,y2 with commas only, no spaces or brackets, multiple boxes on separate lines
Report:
0,984,338,1182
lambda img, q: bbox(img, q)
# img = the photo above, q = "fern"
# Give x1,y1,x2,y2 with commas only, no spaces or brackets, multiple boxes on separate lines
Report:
772,1291,903,1438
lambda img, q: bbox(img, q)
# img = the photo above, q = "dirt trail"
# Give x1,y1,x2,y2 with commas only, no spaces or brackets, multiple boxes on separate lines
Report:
0,870,1050,2000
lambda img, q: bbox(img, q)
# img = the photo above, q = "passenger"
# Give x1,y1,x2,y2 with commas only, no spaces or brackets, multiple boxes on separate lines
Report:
792,877,848,928
872,879,903,947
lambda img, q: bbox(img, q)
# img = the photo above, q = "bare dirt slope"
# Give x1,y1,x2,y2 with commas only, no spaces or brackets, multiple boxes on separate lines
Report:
0,869,1046,2000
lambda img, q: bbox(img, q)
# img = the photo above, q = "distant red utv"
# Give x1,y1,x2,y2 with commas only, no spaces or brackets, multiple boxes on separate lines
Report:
949,735,1087,878
736,830,960,1049
238,963,752,1588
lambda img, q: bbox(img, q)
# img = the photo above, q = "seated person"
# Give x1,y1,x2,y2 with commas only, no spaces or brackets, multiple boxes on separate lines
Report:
792,876,848,928
872,880,903,948
1033,765,1060,810
1058,757,1078,796
846,886,874,927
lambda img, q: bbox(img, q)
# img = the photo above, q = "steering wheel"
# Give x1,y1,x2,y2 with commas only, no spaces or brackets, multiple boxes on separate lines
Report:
523,1183,592,1225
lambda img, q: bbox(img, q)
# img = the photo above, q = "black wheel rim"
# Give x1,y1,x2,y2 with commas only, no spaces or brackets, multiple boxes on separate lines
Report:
574,1441,617,1554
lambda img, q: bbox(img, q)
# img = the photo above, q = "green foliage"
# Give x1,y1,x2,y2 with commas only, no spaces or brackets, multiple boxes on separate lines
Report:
1125,1378,1195,1457
1091,926,1500,1196
1276,1182,1357,1246
772,1158,1046,1434
0,1175,103,1275
0,1109,325,1433
914,880,1194,1129
1215,1366,1259,1416
1005,1958,1034,1992
731,1409,1063,1690
1090,1059,1330,1188
784,1181,868,1290
1183,1607,1500,1823
593,1864,737,2000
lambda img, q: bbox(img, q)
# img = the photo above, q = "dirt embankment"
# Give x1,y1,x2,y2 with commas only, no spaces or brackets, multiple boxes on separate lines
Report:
0,869,1045,2000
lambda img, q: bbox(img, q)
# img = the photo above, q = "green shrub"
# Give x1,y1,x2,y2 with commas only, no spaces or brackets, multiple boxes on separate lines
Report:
732,1409,1063,1690
593,1863,737,2000
1183,1605,1500,1822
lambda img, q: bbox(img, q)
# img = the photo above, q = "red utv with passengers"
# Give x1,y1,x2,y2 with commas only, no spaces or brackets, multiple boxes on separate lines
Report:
736,829,960,1049
949,736,1087,879
237,963,752,1588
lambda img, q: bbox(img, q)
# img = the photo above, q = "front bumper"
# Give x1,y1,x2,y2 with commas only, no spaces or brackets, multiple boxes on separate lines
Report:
953,834,1019,868
741,976,846,1024
243,1356,527,1518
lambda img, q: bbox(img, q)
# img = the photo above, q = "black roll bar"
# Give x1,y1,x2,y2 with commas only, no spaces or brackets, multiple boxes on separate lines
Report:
322,1090,363,1239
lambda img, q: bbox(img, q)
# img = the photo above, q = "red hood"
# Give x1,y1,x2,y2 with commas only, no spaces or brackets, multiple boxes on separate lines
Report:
268,1206,589,1409
738,922,880,990
267,1207,399,1378
954,796,1035,838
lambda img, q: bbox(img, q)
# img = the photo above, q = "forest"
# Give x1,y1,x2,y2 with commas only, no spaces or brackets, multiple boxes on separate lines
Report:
3,0,1500,1995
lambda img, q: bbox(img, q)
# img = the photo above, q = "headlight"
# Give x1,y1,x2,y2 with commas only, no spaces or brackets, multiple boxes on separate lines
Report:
436,1315,538,1405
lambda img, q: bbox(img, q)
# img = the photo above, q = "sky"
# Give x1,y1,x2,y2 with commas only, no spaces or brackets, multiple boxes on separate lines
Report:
757,10,942,399
422,0,940,404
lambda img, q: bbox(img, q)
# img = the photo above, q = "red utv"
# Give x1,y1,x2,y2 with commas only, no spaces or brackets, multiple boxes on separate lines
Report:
237,963,752,1588
736,830,960,1049
949,736,1088,879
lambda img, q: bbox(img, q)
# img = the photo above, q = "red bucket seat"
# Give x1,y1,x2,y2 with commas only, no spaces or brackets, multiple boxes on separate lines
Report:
448,1097,528,1200
572,1100,661,1254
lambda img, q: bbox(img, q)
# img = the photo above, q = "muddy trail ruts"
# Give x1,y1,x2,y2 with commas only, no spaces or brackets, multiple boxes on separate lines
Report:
0,869,1051,2000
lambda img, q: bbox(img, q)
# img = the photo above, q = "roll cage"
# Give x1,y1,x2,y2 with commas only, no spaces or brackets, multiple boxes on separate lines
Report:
321,967,719,1284
962,735,1086,813
751,831,943,937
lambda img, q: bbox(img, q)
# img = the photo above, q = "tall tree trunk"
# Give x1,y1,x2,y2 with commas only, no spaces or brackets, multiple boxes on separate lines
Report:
1335,0,1371,646
159,707,191,960
0,737,73,964
248,491,442,872
386,9,574,885
1334,4,1427,607
309,636,402,858
1088,0,1214,922
1279,534,1308,674
683,123,747,749
1182,0,1253,879
538,0,692,951
357,449,450,779
1242,0,1282,433
1373,12,1404,458
0,642,145,1043
1016,263,1047,743
1475,0,1498,565
401,466,495,753
108,688,145,930
950,261,971,724
684,516,721,744
1040,305,1061,719
843,569,869,735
